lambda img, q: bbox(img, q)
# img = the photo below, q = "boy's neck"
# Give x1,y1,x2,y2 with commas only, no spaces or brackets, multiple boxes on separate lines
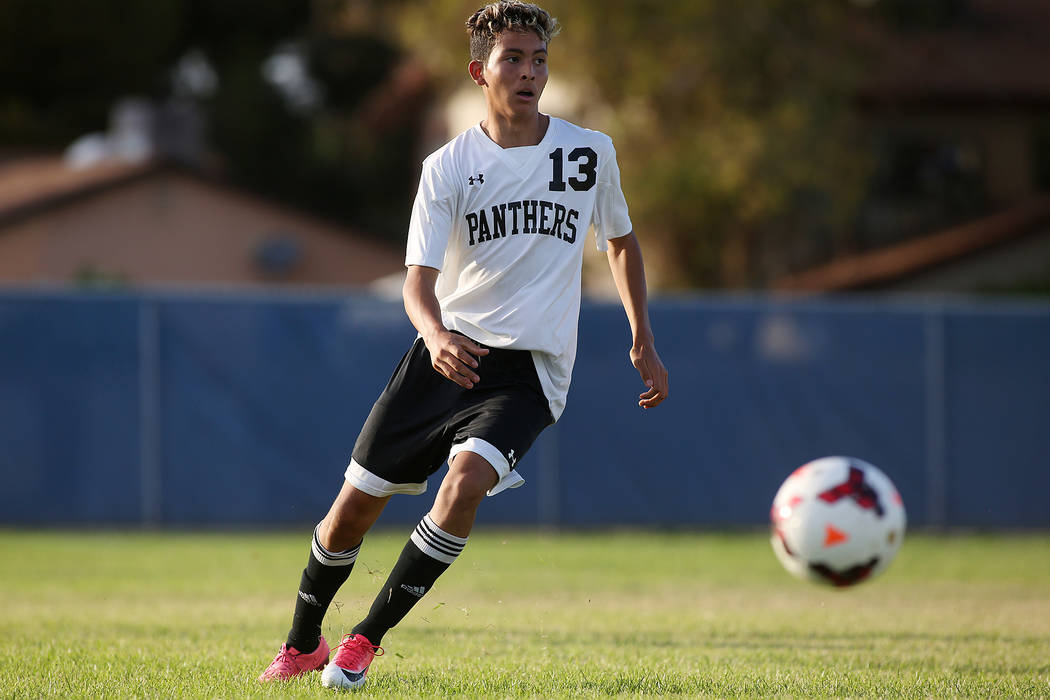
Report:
481,112,550,149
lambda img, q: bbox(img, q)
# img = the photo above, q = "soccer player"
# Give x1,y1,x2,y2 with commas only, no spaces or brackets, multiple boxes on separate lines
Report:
259,1,669,690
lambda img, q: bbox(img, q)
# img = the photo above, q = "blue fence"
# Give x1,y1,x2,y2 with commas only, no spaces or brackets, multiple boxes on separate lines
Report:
1,289,1048,529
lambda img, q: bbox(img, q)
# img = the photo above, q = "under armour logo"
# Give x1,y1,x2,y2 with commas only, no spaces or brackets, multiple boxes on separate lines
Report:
507,449,517,468
468,173,485,185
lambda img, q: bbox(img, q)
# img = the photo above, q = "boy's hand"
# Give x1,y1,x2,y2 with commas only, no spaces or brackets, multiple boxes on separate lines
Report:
631,341,669,409
424,330,490,389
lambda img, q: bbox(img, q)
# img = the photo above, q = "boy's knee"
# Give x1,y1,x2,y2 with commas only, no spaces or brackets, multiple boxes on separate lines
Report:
445,454,498,506
322,485,387,550
323,511,367,549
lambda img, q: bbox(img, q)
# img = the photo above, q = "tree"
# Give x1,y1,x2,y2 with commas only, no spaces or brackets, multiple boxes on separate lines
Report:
0,0,184,147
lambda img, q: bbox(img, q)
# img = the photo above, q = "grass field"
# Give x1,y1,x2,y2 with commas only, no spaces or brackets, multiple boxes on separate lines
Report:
2,530,1049,698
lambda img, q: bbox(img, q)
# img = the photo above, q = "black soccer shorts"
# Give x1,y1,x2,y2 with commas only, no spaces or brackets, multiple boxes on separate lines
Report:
345,334,555,497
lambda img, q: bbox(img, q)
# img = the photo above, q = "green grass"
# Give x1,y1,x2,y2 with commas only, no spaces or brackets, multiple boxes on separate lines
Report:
2,530,1049,698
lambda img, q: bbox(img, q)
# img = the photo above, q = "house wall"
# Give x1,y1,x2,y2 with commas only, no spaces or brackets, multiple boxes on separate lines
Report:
0,219,44,282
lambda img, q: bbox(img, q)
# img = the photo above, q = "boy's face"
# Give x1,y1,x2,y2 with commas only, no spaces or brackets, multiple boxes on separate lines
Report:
476,30,548,117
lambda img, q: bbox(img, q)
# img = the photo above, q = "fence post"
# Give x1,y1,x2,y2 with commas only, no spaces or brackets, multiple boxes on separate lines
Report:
139,297,162,527
924,303,947,529
537,423,560,529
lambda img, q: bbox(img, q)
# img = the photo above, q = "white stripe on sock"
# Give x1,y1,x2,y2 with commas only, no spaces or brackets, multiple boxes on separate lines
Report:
310,525,360,567
409,515,467,565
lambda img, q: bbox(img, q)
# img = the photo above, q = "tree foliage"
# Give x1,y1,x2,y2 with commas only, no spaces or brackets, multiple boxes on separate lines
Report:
0,0,184,146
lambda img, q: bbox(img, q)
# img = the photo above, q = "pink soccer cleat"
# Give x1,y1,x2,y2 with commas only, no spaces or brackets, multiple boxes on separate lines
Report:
258,636,330,682
320,633,384,690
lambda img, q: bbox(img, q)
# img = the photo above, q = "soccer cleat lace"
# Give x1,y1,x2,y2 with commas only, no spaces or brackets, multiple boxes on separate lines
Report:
320,633,384,690
258,636,330,682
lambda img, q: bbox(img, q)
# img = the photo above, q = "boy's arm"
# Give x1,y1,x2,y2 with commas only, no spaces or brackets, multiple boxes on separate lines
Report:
403,264,489,389
605,233,669,409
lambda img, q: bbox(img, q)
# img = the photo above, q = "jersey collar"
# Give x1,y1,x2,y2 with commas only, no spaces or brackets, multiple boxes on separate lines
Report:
472,116,559,180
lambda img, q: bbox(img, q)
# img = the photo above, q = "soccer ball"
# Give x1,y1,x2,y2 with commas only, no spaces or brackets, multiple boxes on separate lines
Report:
770,456,906,587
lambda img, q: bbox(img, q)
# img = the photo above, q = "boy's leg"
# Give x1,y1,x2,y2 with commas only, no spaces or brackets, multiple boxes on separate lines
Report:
260,482,388,682
288,483,389,650
354,451,494,641
320,453,496,689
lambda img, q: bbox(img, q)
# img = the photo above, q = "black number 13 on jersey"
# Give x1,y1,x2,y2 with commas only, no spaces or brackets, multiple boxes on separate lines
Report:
549,147,597,192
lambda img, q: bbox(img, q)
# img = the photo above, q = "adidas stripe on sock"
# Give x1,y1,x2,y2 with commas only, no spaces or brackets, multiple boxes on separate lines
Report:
312,525,361,567
409,514,467,564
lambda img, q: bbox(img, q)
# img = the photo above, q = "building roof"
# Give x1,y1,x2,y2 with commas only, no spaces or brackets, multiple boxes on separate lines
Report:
773,196,1050,291
0,156,157,226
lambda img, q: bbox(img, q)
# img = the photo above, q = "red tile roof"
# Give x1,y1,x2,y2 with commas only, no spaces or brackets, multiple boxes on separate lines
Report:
773,196,1050,291
0,157,156,224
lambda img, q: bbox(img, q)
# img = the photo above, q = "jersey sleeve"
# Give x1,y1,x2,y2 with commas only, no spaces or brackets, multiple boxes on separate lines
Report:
592,138,633,251
405,154,456,270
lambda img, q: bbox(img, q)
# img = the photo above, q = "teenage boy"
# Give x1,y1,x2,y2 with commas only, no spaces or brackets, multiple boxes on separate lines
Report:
260,1,668,690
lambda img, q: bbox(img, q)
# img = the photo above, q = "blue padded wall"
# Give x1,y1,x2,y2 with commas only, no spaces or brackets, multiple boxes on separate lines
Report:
1,290,1047,529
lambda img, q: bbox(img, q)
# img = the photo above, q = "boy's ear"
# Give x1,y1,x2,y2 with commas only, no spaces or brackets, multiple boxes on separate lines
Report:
468,60,486,86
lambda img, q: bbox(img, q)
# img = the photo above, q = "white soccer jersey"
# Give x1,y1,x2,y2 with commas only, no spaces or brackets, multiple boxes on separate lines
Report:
406,116,633,420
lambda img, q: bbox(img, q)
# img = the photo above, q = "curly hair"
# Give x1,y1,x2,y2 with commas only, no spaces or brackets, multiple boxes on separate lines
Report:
466,2,561,64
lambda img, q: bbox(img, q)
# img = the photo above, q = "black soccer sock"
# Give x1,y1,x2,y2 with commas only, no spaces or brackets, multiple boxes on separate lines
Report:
351,514,467,645
286,524,360,654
